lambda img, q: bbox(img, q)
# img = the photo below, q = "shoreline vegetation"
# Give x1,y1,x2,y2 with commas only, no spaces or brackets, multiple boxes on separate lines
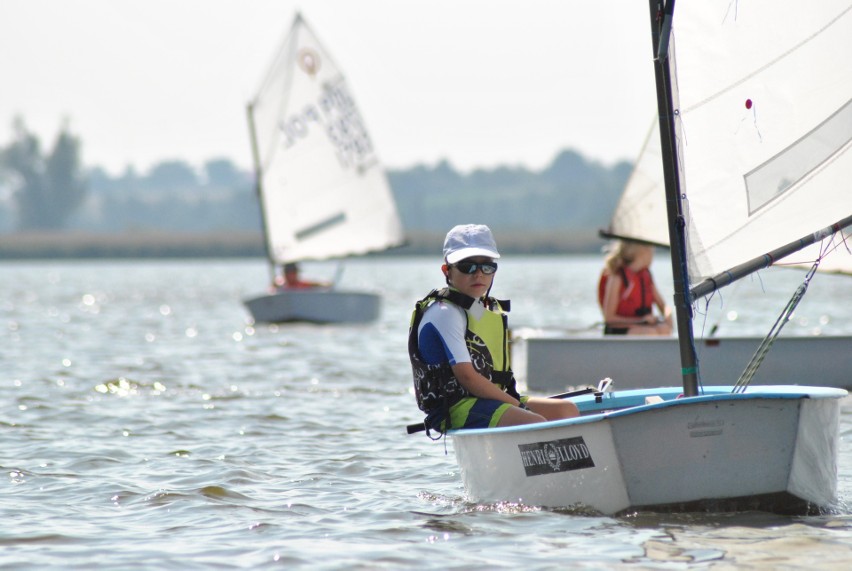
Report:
2,127,627,260
0,229,605,260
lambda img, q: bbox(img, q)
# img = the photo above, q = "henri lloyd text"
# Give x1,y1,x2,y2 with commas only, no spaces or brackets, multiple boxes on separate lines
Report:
518,437,595,477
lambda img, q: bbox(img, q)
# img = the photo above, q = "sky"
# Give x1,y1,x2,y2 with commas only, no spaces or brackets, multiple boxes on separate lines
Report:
0,0,658,176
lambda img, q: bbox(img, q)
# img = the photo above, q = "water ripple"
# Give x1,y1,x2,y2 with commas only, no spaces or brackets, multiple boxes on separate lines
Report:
1,258,850,569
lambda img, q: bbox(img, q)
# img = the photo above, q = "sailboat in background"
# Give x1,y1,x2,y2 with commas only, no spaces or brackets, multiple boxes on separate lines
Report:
513,3,852,392
446,0,850,515
514,122,852,392
243,13,404,324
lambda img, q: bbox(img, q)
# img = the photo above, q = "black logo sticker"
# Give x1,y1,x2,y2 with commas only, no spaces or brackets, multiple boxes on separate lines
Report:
518,436,595,477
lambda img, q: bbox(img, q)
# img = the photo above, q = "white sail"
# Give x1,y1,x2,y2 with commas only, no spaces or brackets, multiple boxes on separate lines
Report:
605,120,668,247
671,1,852,282
613,2,852,280
248,13,404,265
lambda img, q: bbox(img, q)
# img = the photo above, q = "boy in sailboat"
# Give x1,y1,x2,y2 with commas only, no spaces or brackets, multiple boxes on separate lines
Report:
273,263,330,290
408,224,578,434
598,240,672,335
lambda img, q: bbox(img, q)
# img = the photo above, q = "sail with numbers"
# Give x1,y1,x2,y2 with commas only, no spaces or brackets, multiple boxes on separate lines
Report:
247,12,403,266
243,12,404,324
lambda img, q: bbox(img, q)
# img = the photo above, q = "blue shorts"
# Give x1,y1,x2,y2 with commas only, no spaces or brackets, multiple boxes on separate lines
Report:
426,396,528,432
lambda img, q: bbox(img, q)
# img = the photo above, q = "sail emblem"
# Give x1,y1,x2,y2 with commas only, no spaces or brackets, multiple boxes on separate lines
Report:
298,48,321,76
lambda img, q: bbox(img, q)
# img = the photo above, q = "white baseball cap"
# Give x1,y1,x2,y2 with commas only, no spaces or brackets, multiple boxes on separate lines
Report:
442,224,501,264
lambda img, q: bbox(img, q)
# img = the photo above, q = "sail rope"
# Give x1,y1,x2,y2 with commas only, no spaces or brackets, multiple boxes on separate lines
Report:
731,252,826,393
696,277,749,338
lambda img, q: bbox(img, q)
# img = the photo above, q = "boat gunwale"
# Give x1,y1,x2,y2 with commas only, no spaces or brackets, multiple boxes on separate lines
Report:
449,385,847,437
513,332,852,343
243,288,380,304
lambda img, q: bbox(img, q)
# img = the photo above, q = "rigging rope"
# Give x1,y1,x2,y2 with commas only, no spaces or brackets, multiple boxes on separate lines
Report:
731,257,822,393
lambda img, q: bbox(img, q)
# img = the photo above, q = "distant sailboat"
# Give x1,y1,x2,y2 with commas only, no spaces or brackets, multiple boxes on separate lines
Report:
243,12,404,324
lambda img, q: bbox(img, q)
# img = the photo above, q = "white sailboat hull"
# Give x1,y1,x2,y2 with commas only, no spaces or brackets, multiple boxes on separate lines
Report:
512,334,852,392
451,386,845,515
243,289,380,324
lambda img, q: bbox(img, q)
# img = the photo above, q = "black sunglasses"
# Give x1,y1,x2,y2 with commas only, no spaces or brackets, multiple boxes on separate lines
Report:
452,261,498,275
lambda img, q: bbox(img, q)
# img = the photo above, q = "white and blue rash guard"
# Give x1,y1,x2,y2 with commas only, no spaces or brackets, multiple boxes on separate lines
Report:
417,299,488,366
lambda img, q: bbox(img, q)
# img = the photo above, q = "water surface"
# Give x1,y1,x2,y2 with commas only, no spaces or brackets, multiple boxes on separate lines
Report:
1,256,850,569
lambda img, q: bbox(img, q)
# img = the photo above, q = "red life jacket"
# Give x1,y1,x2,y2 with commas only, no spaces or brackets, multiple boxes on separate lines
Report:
598,267,654,317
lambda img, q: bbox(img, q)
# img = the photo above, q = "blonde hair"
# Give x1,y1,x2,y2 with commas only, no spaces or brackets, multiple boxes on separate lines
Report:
604,241,652,274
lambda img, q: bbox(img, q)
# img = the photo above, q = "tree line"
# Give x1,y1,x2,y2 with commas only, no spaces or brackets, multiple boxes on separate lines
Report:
0,118,631,254
0,118,87,231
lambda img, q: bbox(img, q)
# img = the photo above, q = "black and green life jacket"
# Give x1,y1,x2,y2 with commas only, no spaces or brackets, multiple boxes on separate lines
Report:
408,287,520,417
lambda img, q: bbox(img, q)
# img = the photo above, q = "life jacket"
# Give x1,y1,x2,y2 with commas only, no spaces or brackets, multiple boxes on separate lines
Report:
408,287,519,423
597,267,654,317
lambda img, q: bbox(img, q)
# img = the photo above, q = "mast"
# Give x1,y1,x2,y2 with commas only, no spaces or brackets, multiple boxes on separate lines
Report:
647,0,700,396
246,102,277,285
